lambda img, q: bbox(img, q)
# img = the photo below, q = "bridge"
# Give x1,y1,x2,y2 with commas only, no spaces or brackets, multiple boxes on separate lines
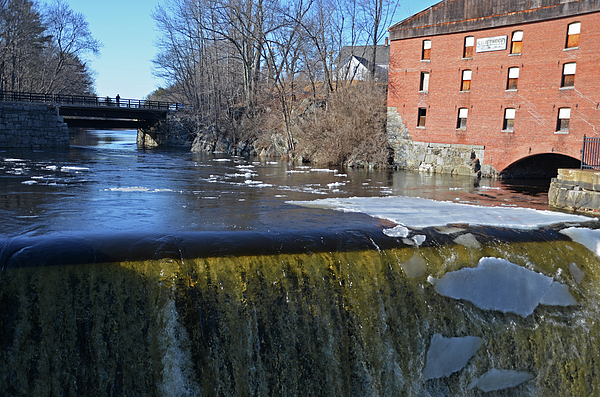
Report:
0,91,185,129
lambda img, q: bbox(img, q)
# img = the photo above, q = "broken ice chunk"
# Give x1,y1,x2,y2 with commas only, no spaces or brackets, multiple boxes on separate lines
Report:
402,235,427,247
434,257,576,317
453,233,481,250
423,334,482,380
539,281,577,307
569,262,585,284
383,225,409,238
468,369,534,392
400,254,427,278
560,227,600,256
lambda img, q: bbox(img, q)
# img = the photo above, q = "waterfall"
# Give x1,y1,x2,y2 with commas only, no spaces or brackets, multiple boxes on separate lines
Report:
1,228,599,396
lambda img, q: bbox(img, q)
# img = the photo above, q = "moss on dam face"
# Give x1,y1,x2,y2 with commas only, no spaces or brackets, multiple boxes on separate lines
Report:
1,238,599,396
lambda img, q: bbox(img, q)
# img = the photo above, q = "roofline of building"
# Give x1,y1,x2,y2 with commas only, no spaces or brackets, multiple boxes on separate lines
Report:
388,0,600,41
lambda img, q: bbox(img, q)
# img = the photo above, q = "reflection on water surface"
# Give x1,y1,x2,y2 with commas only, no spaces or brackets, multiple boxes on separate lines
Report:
0,129,556,237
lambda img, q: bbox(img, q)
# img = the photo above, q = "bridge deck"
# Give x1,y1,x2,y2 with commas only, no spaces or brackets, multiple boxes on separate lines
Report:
0,91,187,129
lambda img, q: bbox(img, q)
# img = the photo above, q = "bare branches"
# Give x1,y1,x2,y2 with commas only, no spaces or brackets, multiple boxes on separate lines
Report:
0,0,100,95
152,0,395,163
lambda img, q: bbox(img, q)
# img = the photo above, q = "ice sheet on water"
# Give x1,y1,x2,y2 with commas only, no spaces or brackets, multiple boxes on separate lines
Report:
288,196,594,229
560,227,600,256
434,257,577,317
423,334,482,380
468,369,534,392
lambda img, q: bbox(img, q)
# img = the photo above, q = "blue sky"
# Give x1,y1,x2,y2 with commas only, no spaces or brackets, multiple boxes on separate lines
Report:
63,0,438,99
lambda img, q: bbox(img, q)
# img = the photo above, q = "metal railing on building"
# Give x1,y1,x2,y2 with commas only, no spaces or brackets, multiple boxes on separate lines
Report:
581,135,600,170
0,91,186,111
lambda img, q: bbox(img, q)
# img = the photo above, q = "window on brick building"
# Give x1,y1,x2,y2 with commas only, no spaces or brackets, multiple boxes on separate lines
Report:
463,36,474,58
510,31,523,54
506,67,519,90
461,70,472,91
561,62,576,88
566,22,581,49
503,108,515,131
456,108,468,129
420,72,430,92
417,108,427,127
422,40,431,60
556,108,571,132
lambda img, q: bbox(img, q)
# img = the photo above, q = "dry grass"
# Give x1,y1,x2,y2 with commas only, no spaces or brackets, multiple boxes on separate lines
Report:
294,83,390,167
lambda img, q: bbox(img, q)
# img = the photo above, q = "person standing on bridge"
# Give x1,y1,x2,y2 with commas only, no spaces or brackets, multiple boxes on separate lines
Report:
116,94,120,107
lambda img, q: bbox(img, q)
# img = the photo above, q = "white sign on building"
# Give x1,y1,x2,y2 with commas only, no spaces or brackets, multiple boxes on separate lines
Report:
476,36,508,52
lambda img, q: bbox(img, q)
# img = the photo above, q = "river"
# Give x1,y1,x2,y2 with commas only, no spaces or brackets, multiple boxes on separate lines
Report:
1,129,599,396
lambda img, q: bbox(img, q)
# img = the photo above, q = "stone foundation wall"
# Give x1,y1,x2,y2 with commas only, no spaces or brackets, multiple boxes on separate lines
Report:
387,107,496,177
0,103,69,148
549,169,600,213
137,113,195,148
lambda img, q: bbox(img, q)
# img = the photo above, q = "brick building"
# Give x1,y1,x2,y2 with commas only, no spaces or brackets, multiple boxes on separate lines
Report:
387,0,600,177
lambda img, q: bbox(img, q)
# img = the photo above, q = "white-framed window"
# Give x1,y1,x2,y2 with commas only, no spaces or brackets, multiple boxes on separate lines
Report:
561,62,576,88
464,36,474,58
566,22,581,48
420,72,430,92
510,31,523,54
503,108,515,131
456,108,468,129
417,107,427,127
507,67,519,90
422,40,431,60
556,108,571,133
461,70,472,91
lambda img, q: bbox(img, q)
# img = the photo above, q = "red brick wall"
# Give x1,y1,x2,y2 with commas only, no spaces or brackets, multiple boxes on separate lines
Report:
388,12,600,173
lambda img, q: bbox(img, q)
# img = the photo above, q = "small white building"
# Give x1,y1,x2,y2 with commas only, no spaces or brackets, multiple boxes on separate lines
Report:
335,45,390,81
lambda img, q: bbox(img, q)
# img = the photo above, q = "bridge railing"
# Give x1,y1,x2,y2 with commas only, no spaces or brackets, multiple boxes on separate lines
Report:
0,91,186,111
581,135,600,170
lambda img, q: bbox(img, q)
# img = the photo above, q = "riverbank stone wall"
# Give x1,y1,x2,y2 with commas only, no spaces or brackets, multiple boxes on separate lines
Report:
387,107,496,177
137,111,199,148
0,103,69,148
549,168,600,213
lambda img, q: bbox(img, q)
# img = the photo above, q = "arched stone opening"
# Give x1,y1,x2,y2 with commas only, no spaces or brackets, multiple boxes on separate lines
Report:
501,153,580,179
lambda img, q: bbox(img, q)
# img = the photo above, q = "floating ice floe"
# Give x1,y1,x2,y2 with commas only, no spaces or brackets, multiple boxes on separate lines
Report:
468,369,534,392
61,166,89,172
288,196,594,229
560,227,600,257
434,257,577,317
423,334,482,380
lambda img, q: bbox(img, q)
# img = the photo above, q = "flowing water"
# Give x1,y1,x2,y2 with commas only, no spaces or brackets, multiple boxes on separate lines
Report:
1,130,600,396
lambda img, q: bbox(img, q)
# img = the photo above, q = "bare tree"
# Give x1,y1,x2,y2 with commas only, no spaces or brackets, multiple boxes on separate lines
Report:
0,0,99,95
358,0,398,79
263,0,313,150
40,0,101,94
0,0,48,92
